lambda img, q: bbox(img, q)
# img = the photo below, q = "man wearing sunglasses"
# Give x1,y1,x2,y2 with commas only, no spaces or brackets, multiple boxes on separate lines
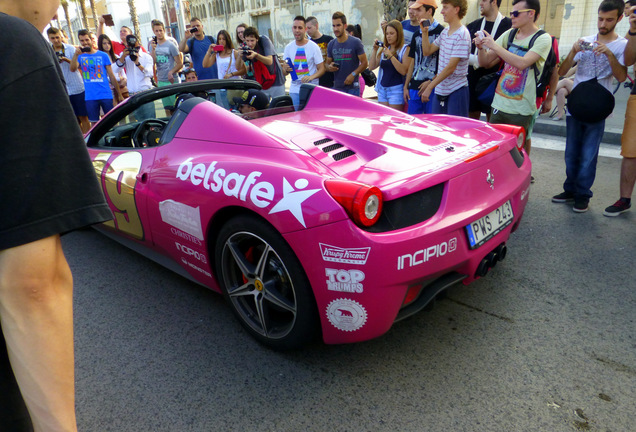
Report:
475,0,551,157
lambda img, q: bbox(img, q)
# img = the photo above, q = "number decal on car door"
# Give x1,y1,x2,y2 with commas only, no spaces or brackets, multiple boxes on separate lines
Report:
94,152,144,240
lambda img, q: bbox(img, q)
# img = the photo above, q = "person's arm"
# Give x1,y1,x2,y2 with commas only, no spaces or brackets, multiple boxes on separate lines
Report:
344,53,368,86
595,41,627,83
541,65,560,113
476,31,502,69
232,51,246,77
179,32,192,53
403,56,414,101
626,9,636,66
69,48,80,72
420,25,440,57
420,57,461,102
106,64,123,102
368,41,381,70
150,39,158,62
202,44,217,68
138,52,154,78
97,15,105,37
481,30,544,71
303,61,325,83
169,53,183,83
558,40,581,76
383,46,410,75
0,236,78,432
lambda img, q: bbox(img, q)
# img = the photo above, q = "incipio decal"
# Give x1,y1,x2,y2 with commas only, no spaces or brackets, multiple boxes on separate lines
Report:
325,269,364,293
320,244,370,264
159,200,204,240
397,237,458,270
326,299,367,332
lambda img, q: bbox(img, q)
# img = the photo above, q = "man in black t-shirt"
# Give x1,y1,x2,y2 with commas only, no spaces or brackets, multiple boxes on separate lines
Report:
466,0,512,119
0,2,112,431
307,16,335,88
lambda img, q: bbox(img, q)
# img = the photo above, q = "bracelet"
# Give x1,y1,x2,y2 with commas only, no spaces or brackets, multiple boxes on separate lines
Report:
629,29,636,36
135,63,141,67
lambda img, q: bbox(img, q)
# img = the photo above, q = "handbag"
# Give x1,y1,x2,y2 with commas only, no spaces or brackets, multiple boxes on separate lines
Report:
475,69,502,106
361,68,376,87
253,59,276,89
567,77,614,123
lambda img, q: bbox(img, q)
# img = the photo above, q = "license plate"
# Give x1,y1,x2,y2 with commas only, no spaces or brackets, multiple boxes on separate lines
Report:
465,201,514,249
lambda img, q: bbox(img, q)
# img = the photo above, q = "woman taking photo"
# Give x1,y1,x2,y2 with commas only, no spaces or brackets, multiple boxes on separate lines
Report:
202,30,245,79
98,34,128,100
369,20,409,110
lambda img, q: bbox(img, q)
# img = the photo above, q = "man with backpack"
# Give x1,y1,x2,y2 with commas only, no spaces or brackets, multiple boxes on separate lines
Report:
476,0,552,158
179,17,217,80
551,0,627,213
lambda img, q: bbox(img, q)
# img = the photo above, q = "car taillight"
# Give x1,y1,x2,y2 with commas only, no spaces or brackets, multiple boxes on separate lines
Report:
490,124,526,153
325,179,383,227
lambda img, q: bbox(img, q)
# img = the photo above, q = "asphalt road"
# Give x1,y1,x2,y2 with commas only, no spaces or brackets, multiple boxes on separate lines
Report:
64,137,636,432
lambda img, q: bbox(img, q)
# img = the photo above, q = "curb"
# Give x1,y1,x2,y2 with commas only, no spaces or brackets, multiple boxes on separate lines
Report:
533,118,622,145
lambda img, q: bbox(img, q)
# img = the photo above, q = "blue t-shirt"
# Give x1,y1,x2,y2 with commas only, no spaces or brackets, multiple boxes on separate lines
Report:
401,20,420,46
77,51,113,101
187,35,217,79
327,36,365,90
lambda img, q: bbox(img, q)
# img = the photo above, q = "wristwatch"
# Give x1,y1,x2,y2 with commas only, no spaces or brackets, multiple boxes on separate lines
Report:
629,29,636,36
351,72,357,77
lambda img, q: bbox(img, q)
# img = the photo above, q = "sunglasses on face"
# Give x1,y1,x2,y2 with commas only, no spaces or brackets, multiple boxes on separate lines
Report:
510,9,533,17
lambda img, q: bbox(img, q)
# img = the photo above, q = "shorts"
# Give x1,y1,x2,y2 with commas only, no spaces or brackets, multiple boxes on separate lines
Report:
85,99,114,123
527,109,540,138
158,81,177,109
376,82,404,105
69,92,88,117
621,94,636,158
408,88,435,114
490,109,534,143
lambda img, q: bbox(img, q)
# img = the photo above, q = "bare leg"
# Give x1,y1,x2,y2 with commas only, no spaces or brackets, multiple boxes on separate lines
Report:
620,157,636,198
0,235,78,432
77,116,90,134
554,79,573,120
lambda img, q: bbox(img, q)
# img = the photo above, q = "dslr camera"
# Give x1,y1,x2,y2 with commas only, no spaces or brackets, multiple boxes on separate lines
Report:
126,35,140,61
241,44,252,60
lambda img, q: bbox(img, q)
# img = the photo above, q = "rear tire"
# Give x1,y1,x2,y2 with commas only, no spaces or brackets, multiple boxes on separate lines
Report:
214,215,319,349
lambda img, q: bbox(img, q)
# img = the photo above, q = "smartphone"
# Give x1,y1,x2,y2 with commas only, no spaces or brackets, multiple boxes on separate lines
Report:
189,28,198,34
420,19,431,27
332,63,340,69
103,14,114,27
213,44,224,52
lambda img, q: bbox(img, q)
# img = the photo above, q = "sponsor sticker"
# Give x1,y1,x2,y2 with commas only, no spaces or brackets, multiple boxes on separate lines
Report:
325,269,364,293
159,200,204,241
521,186,530,201
326,299,367,332
180,257,212,277
175,241,207,264
175,159,319,227
320,244,370,265
397,237,457,270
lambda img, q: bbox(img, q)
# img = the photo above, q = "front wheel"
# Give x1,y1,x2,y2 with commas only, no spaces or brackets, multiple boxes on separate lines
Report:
214,216,319,349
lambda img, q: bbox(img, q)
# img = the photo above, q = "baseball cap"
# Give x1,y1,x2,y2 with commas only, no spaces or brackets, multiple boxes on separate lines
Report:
233,89,270,110
410,0,438,9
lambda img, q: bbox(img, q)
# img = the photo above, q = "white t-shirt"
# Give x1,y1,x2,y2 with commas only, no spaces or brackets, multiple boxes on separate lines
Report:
573,34,627,91
433,26,471,96
283,40,324,94
123,50,154,93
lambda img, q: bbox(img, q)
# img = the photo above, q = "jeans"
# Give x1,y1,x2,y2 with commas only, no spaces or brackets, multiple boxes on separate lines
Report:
563,115,605,198
290,92,300,110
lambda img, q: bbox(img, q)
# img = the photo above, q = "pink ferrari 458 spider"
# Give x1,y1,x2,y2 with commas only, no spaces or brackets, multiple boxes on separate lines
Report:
86,80,531,348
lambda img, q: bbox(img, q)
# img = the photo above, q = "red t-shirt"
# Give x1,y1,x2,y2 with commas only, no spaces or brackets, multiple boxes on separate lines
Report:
112,40,147,56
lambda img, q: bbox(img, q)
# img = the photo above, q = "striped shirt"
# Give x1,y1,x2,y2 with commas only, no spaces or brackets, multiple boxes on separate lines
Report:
56,43,85,96
433,26,471,96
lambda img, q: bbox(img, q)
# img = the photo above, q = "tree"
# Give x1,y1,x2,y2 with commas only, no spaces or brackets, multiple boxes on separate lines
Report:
76,0,88,30
384,0,408,21
61,0,76,44
88,0,98,33
128,0,141,37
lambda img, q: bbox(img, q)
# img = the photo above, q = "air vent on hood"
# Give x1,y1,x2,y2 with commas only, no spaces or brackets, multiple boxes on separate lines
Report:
313,137,357,162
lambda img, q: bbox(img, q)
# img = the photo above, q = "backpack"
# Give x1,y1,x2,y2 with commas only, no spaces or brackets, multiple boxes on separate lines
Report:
507,29,557,102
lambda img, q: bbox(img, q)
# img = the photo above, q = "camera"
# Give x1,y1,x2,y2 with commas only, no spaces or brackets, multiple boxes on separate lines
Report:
376,41,384,47
189,28,198,34
579,41,594,51
80,46,92,53
55,51,65,59
153,36,157,44
475,30,485,40
126,35,140,61
241,44,252,60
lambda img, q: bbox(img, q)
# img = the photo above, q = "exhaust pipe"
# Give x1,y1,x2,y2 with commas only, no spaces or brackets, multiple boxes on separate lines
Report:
475,243,507,278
